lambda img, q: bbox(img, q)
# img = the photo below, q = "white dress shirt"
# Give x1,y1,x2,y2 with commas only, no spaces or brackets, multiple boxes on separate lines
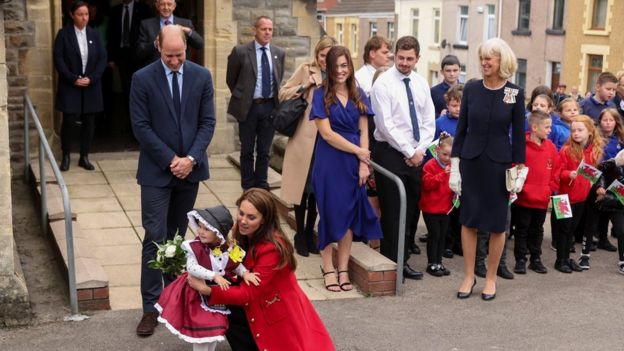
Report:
161,60,184,100
253,40,274,99
74,26,88,74
182,240,247,281
370,65,435,158
355,63,376,97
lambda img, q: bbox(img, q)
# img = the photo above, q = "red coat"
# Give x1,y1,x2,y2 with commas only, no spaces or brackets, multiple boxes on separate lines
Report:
558,144,595,204
419,158,453,214
516,134,561,209
209,239,335,351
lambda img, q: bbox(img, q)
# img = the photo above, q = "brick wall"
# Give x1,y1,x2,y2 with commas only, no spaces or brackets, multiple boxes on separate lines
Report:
3,1,34,175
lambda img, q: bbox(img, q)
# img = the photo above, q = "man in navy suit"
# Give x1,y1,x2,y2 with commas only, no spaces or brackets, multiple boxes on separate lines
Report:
135,0,204,67
226,16,285,190
130,25,215,337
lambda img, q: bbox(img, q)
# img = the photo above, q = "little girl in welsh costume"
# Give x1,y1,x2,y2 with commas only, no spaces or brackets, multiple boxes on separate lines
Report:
156,205,260,351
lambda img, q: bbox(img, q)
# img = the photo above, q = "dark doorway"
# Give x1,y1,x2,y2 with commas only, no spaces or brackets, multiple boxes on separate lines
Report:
60,0,203,152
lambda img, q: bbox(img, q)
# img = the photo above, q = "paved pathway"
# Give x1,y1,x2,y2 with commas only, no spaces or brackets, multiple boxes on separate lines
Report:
41,152,363,310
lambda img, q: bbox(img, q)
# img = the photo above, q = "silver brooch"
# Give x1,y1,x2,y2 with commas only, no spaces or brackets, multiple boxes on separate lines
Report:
503,87,519,104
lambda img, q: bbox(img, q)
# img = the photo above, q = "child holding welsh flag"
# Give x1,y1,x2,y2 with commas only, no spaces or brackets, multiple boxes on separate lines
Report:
555,115,604,273
580,149,624,274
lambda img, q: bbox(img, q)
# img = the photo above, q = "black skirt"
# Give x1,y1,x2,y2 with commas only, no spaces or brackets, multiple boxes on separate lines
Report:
459,153,510,233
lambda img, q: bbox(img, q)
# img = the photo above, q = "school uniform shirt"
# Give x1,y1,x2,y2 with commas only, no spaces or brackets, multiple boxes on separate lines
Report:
434,112,459,139
516,134,561,209
419,158,453,214
558,144,596,204
550,116,570,151
371,65,436,158
208,239,335,351
602,134,624,160
580,95,615,120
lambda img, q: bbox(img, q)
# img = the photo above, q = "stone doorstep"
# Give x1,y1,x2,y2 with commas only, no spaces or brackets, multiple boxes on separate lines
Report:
35,184,77,221
331,242,398,296
226,151,282,189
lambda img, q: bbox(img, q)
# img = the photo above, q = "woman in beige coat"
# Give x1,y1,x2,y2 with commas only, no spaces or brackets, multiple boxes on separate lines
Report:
279,36,337,256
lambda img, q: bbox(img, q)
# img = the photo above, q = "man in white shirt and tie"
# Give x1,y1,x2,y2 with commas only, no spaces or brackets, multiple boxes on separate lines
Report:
370,35,435,280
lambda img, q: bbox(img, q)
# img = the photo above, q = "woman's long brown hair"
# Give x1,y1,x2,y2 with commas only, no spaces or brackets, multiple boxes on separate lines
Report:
564,115,604,165
323,45,367,116
232,188,297,271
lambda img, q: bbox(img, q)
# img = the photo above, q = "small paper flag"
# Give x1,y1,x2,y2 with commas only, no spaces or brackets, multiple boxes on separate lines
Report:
447,193,460,215
577,160,602,185
607,179,624,206
428,138,439,159
551,194,573,219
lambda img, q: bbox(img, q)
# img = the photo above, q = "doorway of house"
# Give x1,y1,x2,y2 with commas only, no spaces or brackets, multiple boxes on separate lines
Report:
60,0,203,152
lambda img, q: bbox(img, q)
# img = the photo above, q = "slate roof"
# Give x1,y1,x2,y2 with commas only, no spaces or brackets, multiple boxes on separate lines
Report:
326,0,395,15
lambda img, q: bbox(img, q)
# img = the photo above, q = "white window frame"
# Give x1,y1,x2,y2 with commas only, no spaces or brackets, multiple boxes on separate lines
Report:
457,6,469,44
484,4,496,40
411,8,420,38
370,22,378,37
350,23,358,54
433,8,441,44
387,22,395,41
336,23,343,44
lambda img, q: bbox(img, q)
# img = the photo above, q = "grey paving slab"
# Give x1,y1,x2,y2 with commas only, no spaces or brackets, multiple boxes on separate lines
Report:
193,193,223,208
66,184,114,198
61,172,108,185
70,197,124,214
208,156,234,168
212,191,242,207
96,159,137,172
227,152,281,188
78,211,132,229
108,286,142,310
126,210,142,227
203,179,242,193
103,264,141,287
117,195,141,211
93,244,142,265
83,227,141,246
109,183,140,197
207,167,241,181
29,159,58,183
102,170,138,184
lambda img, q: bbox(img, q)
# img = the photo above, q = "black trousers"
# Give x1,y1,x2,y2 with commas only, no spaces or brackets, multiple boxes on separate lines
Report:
61,113,95,156
226,305,258,351
373,142,422,264
423,213,449,265
511,204,546,261
555,203,585,261
140,179,199,313
584,206,624,260
445,207,461,252
476,230,509,267
239,101,275,190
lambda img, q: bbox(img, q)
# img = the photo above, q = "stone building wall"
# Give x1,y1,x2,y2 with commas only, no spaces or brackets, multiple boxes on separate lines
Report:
4,0,36,176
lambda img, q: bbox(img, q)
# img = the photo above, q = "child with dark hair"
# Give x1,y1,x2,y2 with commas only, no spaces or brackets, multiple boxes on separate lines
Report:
431,55,461,117
580,71,618,120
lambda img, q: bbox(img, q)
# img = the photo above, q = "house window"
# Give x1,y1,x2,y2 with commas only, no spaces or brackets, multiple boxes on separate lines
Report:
460,64,467,83
430,70,439,86
591,0,608,30
387,22,395,41
515,59,527,90
433,8,441,44
550,61,562,90
336,23,343,44
485,4,496,39
552,0,565,30
411,8,419,38
370,22,377,37
517,0,531,31
587,54,603,92
350,23,358,53
458,6,468,44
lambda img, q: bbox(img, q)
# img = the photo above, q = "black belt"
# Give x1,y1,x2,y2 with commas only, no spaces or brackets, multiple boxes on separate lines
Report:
252,98,273,104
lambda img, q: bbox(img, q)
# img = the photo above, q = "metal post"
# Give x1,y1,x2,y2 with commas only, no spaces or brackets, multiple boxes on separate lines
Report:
370,160,407,296
39,141,47,237
23,96,29,183
62,184,79,316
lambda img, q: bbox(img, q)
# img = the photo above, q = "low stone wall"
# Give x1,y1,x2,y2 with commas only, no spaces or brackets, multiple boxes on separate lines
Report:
0,9,32,327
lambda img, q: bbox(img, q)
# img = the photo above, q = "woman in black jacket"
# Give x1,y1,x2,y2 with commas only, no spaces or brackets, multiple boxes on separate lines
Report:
53,0,107,171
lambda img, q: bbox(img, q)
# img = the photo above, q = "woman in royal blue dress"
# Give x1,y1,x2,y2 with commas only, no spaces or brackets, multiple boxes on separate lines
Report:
309,46,383,292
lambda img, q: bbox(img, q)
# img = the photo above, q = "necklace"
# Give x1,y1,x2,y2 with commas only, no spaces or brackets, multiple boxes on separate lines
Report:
482,79,507,90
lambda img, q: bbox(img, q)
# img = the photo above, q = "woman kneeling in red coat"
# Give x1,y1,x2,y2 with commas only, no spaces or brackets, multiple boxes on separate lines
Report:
189,188,335,351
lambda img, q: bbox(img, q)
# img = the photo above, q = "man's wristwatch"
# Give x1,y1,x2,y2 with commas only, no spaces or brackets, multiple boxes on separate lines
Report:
186,155,197,166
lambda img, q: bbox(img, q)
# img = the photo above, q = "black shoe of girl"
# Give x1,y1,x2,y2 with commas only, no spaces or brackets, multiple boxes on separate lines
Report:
528,259,548,273
426,264,444,277
293,233,309,257
568,259,583,272
513,259,527,274
597,240,617,252
442,249,454,259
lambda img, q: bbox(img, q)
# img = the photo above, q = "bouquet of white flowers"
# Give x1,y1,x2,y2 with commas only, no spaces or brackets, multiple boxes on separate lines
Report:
147,235,186,276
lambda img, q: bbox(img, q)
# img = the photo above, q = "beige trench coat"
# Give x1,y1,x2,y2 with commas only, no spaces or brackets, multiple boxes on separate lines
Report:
279,62,323,205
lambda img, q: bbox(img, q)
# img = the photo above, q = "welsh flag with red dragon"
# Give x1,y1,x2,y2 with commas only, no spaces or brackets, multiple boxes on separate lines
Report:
576,160,602,185
607,179,624,206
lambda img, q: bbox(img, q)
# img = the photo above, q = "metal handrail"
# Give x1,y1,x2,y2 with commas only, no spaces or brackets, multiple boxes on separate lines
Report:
370,160,406,296
23,96,86,320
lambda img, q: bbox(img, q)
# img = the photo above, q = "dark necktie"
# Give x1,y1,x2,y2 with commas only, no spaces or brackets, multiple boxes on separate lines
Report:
164,19,171,25
172,71,183,152
402,77,420,142
260,47,271,98
122,4,130,47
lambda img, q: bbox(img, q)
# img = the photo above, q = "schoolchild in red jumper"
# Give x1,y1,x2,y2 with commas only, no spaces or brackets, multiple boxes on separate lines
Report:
420,132,454,276
511,111,561,274
555,115,604,273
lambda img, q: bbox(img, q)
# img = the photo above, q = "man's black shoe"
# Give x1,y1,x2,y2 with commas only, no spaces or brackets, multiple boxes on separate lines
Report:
554,260,572,273
568,258,583,272
497,265,514,279
78,156,95,171
60,153,70,171
409,243,421,255
403,264,423,280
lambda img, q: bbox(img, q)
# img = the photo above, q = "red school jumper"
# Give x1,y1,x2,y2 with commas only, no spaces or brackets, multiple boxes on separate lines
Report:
516,134,561,209
209,238,335,351
558,144,596,205
419,158,453,214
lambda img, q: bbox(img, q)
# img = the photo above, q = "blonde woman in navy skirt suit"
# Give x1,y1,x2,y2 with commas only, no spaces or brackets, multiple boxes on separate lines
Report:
449,38,526,301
